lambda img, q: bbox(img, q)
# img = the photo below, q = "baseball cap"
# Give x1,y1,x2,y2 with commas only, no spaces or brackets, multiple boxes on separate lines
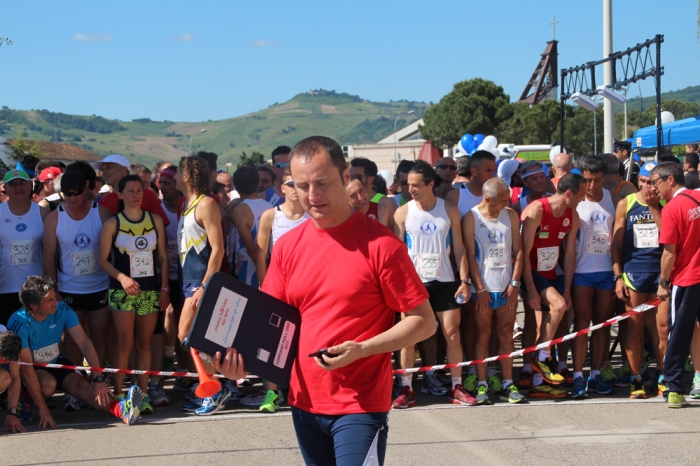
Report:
15,161,36,178
60,170,87,193
92,154,130,171
159,167,176,180
639,161,658,178
38,167,63,181
3,170,30,183
614,140,632,151
497,159,520,186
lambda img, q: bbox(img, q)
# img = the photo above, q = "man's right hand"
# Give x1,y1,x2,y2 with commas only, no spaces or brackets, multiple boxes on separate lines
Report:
615,279,630,304
527,289,541,311
5,415,27,433
38,408,57,429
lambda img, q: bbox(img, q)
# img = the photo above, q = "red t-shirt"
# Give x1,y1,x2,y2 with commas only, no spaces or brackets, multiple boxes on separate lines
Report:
524,198,572,279
99,189,170,226
261,210,428,415
659,189,700,286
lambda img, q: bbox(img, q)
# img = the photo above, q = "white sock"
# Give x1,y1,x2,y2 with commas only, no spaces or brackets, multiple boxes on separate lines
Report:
477,380,487,387
591,370,601,379
165,346,175,358
503,379,513,389
523,363,532,373
533,374,543,386
574,371,583,380
401,375,412,387
538,349,551,362
558,360,568,371
452,377,461,389
487,366,498,378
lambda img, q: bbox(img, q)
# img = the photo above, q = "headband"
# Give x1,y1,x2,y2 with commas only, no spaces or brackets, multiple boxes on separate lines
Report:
159,168,176,180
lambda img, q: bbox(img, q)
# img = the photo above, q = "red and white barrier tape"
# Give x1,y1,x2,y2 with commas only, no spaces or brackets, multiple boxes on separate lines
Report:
392,297,662,374
1,298,662,378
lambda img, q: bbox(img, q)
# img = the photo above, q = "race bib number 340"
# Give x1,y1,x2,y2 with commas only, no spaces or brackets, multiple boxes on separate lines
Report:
586,231,610,255
33,343,59,363
418,253,441,280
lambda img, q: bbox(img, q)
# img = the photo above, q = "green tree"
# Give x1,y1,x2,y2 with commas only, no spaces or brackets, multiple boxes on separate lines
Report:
9,127,45,161
419,78,513,149
237,150,265,168
497,100,562,145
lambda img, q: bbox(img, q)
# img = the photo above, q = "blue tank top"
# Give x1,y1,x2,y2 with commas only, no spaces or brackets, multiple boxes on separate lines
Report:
622,193,664,273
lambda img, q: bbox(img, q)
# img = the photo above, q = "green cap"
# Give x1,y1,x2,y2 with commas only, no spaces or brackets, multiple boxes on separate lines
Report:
3,169,31,183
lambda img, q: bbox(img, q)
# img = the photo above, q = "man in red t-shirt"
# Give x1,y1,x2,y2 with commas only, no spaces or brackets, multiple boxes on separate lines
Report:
216,136,435,465
652,162,700,407
92,154,170,226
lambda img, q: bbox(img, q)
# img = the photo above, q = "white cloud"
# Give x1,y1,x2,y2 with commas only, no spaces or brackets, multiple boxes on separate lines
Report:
171,33,195,42
250,39,275,47
73,33,112,43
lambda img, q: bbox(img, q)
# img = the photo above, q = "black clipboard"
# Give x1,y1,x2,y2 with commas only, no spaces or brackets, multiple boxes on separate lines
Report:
182,272,301,387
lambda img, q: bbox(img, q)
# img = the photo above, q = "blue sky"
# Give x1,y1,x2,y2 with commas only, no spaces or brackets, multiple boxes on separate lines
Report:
1,1,698,122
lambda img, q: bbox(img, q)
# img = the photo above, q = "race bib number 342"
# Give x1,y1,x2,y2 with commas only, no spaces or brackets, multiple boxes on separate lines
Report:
130,252,154,277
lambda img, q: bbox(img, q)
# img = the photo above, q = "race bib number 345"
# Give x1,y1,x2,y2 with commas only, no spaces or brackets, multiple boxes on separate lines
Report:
418,253,441,280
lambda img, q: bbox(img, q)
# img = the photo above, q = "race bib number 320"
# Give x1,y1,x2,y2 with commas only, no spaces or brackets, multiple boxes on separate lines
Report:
536,246,558,272
10,239,33,265
130,252,154,277
418,253,441,280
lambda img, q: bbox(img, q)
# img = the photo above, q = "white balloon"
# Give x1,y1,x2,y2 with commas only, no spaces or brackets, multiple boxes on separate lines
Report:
477,143,488,151
659,111,675,124
491,147,500,157
483,135,498,149
549,145,565,164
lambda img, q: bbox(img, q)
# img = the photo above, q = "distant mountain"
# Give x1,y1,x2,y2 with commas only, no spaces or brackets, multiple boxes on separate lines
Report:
620,85,700,113
0,90,427,167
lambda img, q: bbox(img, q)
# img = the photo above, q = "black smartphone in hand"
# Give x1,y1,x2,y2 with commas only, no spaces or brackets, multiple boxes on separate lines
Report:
308,348,339,359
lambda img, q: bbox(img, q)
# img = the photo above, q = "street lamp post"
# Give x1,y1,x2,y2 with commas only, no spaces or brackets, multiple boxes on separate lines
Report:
189,128,207,155
225,162,232,173
394,110,415,172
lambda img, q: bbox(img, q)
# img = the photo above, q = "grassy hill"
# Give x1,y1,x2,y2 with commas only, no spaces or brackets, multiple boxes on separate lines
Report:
618,85,700,113
0,90,427,168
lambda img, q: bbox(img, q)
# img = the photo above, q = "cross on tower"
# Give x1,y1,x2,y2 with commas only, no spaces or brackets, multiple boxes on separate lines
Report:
550,15,559,41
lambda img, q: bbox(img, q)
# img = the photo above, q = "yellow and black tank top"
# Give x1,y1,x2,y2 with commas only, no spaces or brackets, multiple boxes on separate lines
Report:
111,211,159,291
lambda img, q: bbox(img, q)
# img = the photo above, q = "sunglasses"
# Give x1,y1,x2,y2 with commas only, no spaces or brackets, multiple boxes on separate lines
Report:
274,163,290,169
62,187,85,197
436,164,457,171
283,180,294,188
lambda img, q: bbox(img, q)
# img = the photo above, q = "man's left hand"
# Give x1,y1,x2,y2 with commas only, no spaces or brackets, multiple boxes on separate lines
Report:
93,381,112,407
315,341,365,371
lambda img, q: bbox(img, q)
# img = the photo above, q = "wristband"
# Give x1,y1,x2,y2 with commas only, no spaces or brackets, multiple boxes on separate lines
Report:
160,286,170,293
476,288,488,294
93,376,105,384
7,407,18,416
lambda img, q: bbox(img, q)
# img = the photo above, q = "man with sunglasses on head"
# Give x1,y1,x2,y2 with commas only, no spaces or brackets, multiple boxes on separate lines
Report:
261,146,292,207
613,140,640,185
434,157,458,199
42,171,112,404
350,157,395,228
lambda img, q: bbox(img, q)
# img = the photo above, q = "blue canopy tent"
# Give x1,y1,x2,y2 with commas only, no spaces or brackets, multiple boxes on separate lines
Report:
631,115,700,149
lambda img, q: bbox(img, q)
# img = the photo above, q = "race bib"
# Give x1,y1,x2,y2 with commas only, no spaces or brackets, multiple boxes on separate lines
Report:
537,246,559,272
167,240,178,265
130,252,154,278
418,253,441,280
586,230,610,255
70,250,96,276
633,223,659,249
33,343,59,363
10,239,33,265
486,243,507,269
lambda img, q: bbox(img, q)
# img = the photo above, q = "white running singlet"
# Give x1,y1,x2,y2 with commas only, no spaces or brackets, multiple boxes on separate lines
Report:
56,202,109,293
470,206,513,293
161,200,179,282
271,206,310,248
234,198,273,287
0,202,44,293
457,185,482,218
404,198,454,283
575,188,615,273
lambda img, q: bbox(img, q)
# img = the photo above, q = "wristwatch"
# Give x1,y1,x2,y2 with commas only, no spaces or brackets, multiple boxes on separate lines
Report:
160,286,170,293
659,278,671,288
613,275,622,282
7,407,18,417
510,280,521,288
93,375,105,384
460,278,469,285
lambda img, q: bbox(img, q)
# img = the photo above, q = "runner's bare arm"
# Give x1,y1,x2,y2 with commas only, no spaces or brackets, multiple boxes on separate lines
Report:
445,188,459,208
39,205,50,222
462,211,483,289
520,202,543,295
195,196,224,286
18,348,56,428
641,184,663,230
232,203,260,274
42,210,59,283
97,218,140,295
153,214,171,310
611,198,630,302
562,210,579,305
4,363,25,433
318,299,436,371
378,196,395,231
507,208,524,310
657,244,676,300
255,208,275,286
446,203,469,299
66,324,110,406
392,204,407,239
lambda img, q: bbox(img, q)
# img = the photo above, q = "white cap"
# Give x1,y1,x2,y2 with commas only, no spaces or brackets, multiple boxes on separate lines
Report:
377,169,393,185
92,154,130,171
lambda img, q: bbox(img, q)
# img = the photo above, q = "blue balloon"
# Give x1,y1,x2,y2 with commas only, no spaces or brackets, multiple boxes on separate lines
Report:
460,134,474,154
474,134,485,150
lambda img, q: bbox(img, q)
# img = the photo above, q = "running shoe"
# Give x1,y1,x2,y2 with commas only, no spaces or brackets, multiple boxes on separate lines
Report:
559,368,574,386
117,385,143,425
463,374,478,393
236,377,253,387
529,383,567,399
435,370,451,387
421,374,448,396
532,357,565,385
601,362,617,383
181,396,203,412
450,384,477,406
688,376,700,400
18,393,34,421
240,389,267,407
173,377,194,392
629,378,647,399
475,385,491,405
586,374,614,395
63,394,82,411
392,386,416,409
517,371,533,389
685,356,693,373
500,384,526,404
221,379,243,401
570,376,586,400
614,364,631,387
195,386,232,416
140,395,154,415
148,380,170,407
184,383,200,403
487,374,502,393
46,398,57,409
667,391,685,408
513,325,523,341
259,390,281,413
